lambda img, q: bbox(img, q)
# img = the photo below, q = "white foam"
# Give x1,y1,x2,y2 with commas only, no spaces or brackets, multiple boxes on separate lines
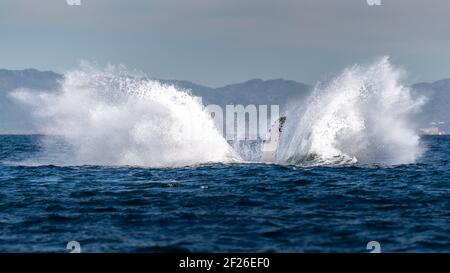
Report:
278,57,426,165
12,64,239,167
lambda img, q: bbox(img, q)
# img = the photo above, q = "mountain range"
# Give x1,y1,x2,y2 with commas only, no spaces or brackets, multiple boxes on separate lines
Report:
412,79,450,133
0,69,449,134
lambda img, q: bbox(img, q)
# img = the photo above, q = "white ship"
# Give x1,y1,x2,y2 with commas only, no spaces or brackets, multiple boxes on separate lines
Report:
420,122,446,135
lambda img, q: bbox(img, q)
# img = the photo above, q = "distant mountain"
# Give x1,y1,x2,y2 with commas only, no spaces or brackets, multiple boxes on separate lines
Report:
0,69,62,92
0,69,311,134
1,68,450,134
160,78,311,110
411,78,450,132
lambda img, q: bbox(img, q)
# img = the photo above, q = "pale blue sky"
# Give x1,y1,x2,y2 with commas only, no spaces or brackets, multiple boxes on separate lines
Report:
1,0,450,86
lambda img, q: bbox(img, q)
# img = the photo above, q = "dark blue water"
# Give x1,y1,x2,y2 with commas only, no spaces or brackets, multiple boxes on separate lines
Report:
0,135,448,252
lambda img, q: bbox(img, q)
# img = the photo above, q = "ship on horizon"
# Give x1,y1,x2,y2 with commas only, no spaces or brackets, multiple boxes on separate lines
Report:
420,122,447,136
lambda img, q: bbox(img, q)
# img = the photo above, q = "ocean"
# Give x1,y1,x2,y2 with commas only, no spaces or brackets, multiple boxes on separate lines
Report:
0,135,448,252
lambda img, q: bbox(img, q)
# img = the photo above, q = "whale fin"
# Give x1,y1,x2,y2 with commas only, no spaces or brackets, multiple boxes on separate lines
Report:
261,116,286,163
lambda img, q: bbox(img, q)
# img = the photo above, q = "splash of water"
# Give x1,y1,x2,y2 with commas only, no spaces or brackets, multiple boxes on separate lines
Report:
278,57,426,165
12,64,239,167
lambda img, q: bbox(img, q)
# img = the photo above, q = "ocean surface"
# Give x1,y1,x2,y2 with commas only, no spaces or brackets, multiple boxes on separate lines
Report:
0,135,449,252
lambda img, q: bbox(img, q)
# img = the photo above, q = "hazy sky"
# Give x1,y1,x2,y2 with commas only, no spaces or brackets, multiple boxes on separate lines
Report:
1,0,450,86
